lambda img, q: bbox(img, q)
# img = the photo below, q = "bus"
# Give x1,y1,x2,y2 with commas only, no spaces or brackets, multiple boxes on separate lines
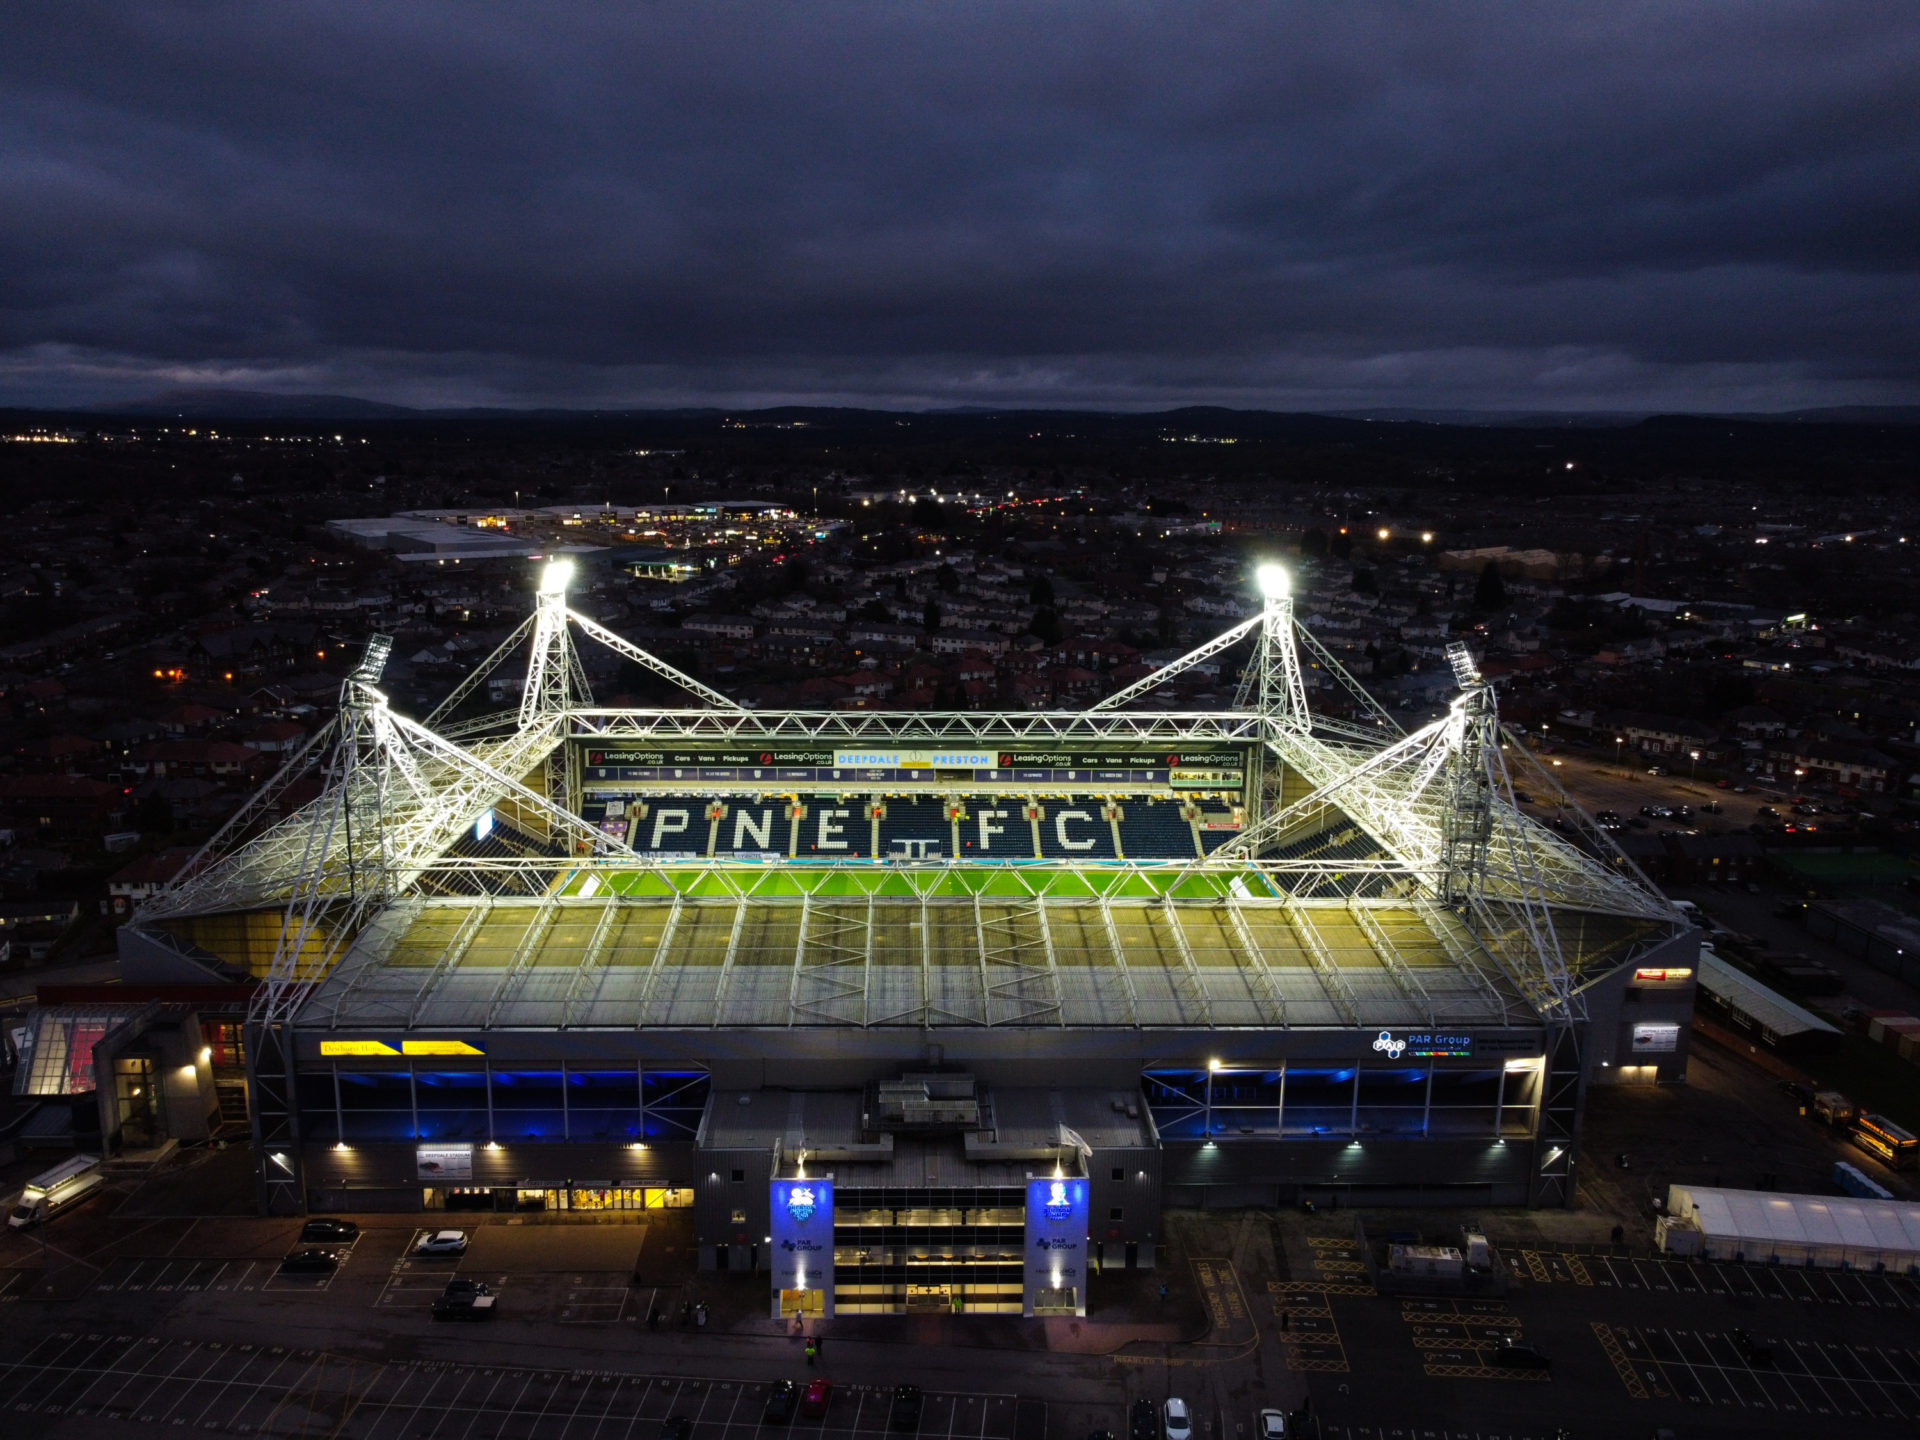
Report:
7,1154,104,1229
1851,1114,1918,1171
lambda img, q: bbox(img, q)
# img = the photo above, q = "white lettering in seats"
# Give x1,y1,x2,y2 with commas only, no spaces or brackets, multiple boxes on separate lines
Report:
817,809,851,850
649,810,691,848
1055,810,1097,851
977,809,1009,850
732,810,773,849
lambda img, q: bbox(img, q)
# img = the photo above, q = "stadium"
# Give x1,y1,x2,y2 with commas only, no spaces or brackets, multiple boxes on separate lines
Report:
125,559,1697,1318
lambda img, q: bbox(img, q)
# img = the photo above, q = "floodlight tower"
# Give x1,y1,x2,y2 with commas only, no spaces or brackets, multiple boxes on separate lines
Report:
1437,641,1498,904
521,558,592,730
1244,563,1310,729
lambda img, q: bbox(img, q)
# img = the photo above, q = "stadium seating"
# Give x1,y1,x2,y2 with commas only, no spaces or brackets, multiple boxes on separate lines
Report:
589,788,1246,863
1116,796,1200,859
875,796,949,861
950,796,1037,861
1034,796,1119,859
619,794,717,857
790,798,876,860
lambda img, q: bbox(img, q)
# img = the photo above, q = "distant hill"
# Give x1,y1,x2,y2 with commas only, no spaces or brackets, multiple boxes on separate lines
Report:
68,391,1920,427
94,388,423,419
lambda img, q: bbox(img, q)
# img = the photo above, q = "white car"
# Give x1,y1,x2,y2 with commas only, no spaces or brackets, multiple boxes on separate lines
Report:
1258,1410,1287,1440
414,1229,470,1257
1163,1399,1191,1440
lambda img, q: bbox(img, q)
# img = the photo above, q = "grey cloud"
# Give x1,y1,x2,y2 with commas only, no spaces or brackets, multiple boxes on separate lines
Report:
1,0,1915,409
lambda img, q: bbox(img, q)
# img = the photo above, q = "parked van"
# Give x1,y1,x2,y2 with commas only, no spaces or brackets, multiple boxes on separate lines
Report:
8,1154,104,1229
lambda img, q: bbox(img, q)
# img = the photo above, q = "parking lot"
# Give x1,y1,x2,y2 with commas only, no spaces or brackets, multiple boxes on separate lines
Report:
0,1331,1023,1440
1505,1248,1920,1309
1595,1322,1920,1419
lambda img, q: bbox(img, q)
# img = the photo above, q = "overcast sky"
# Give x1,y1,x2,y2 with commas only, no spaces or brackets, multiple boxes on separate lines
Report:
3,2,1917,412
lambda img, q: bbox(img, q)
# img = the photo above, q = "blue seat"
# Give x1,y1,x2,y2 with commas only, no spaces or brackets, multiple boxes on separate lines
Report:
875,796,950,862
1117,797,1199,859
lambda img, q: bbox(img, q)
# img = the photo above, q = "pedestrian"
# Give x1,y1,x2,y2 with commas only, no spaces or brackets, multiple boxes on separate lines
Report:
805,1339,816,1367
1280,1310,1289,1333
1158,1283,1168,1304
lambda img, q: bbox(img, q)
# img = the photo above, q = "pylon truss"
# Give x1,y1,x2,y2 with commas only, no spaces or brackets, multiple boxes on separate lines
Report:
134,560,1679,1029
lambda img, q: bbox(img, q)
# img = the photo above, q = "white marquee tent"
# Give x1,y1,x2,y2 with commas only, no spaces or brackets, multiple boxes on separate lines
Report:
1667,1183,1920,1271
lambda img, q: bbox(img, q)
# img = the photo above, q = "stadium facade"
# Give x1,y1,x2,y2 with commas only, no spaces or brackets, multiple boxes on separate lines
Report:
126,561,1696,1318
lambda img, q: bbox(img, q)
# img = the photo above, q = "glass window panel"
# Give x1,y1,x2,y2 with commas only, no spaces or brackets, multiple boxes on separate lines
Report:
568,1070,641,1106
336,1071,413,1109
1280,1068,1354,1136
340,1111,415,1141
492,1071,564,1109
415,1109,489,1140
414,1071,488,1098
1209,1070,1283,1109
494,1109,566,1139
567,1110,640,1140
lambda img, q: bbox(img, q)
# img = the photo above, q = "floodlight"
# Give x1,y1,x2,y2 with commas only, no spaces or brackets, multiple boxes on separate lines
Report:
1445,641,1482,687
538,558,575,595
1255,563,1290,600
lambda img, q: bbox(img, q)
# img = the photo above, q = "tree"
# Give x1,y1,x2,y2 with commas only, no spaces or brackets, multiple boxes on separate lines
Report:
1329,531,1353,561
922,598,943,632
1473,561,1507,611
936,562,959,593
1298,527,1329,559
1028,573,1055,607
1351,567,1378,594
1030,607,1064,645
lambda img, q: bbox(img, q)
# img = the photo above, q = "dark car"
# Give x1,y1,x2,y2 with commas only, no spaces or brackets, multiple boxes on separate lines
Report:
890,1384,923,1431
431,1292,496,1321
300,1218,359,1244
764,1381,797,1424
1758,806,1781,820
443,1277,492,1299
278,1248,340,1274
1490,1339,1551,1370
1131,1399,1159,1440
659,1418,692,1440
1777,1079,1815,1105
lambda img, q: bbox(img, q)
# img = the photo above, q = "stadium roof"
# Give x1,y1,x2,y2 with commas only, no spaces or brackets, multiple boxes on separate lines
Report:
133,561,1683,1034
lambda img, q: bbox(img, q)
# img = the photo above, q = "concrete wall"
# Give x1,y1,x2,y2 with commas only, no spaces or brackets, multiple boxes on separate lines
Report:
94,1010,221,1150
694,1145,775,1272
1583,928,1700,1086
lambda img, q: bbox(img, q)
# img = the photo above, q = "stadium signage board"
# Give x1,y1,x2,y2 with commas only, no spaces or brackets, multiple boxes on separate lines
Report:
319,1039,485,1057
1024,1176,1088,1316
770,1176,834,1316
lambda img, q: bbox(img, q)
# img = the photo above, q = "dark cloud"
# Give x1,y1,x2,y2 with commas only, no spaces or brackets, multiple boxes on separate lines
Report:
2,1,1916,410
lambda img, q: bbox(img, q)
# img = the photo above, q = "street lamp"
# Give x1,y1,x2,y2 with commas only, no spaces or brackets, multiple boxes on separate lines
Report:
1614,735,1625,773
1689,749,1700,784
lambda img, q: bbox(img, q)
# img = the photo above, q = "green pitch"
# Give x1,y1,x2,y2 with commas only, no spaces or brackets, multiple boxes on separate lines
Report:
579,862,1283,902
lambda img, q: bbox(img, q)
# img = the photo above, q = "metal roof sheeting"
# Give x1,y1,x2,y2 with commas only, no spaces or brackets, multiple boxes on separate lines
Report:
1696,952,1840,1040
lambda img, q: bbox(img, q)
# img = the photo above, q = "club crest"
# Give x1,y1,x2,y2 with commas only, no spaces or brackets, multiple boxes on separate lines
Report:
787,1185,817,1223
